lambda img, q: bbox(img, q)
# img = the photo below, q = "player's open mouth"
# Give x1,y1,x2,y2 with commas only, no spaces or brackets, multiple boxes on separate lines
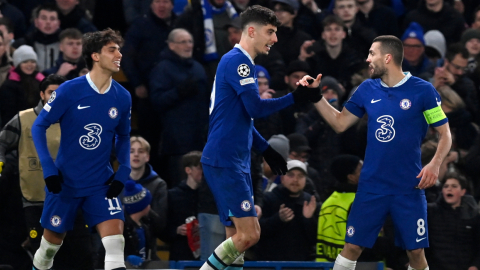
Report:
266,44,272,51
113,61,121,67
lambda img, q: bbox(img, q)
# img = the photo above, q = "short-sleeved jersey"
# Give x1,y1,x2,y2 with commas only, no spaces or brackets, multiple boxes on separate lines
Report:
345,73,448,195
201,44,259,172
38,74,131,197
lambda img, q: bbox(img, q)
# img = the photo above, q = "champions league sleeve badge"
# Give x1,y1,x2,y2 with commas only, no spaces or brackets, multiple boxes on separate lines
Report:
237,64,250,77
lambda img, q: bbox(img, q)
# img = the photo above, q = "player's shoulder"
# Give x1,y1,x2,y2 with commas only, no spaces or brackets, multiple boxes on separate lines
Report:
111,80,131,97
54,76,87,97
408,75,432,88
221,47,254,68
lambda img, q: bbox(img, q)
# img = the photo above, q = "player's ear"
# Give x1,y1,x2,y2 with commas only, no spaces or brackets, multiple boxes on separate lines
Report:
91,52,100,62
385,54,392,64
248,25,255,38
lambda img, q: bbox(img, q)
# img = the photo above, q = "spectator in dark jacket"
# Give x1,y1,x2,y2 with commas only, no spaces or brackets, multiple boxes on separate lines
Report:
401,22,434,77
149,28,209,187
42,28,87,80
129,136,168,233
163,151,202,261
55,0,97,33
0,0,26,39
0,45,44,127
13,4,61,72
355,0,399,37
256,160,317,261
122,180,161,268
426,172,480,270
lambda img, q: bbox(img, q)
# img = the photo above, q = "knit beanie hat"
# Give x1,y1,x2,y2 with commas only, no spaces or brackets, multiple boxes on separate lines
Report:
255,65,271,82
424,30,446,58
401,22,425,45
123,180,152,214
13,45,38,67
461,29,480,44
330,155,361,183
268,134,289,161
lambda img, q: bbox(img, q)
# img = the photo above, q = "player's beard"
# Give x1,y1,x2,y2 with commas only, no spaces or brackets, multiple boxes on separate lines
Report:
370,64,387,79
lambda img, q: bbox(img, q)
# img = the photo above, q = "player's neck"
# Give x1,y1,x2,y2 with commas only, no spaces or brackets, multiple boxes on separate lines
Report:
238,40,257,60
89,68,113,94
381,68,405,87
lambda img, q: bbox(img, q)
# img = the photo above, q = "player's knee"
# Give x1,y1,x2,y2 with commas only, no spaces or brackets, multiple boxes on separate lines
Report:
407,248,424,259
237,230,260,248
344,243,363,256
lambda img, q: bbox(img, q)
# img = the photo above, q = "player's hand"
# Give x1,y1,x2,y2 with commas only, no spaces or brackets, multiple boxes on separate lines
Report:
279,204,294,222
297,74,322,88
292,78,323,103
177,224,187,235
105,174,125,198
45,174,63,194
303,196,316,219
416,162,440,189
255,205,262,219
263,145,288,175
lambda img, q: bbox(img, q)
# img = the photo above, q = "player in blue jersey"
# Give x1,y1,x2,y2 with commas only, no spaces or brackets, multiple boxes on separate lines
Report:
299,35,452,270
30,28,131,270
200,5,322,270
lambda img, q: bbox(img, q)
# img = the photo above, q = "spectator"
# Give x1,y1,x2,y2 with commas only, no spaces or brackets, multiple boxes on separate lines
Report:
0,45,44,127
472,5,480,30
0,17,15,60
333,0,376,56
401,22,433,77
128,136,168,233
149,28,209,187
461,28,480,88
403,0,466,45
262,134,289,192
299,15,364,92
256,160,317,261
355,0,399,37
55,0,97,33
0,32,12,87
42,28,87,80
253,66,284,140
271,0,311,65
277,60,313,135
13,3,61,72
424,30,447,64
426,172,480,270
163,151,202,261
432,43,480,125
316,155,361,261
122,180,161,268
0,0,26,40
174,0,238,81
0,74,93,269
123,0,151,25
225,17,287,90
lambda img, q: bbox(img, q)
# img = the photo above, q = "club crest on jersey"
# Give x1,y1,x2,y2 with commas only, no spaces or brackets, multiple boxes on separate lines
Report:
50,215,62,227
108,107,118,119
241,200,252,211
400,99,412,110
237,64,250,77
347,226,355,237
48,91,56,103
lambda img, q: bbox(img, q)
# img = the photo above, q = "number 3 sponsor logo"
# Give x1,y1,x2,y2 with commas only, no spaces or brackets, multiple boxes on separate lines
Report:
375,115,395,142
79,123,102,150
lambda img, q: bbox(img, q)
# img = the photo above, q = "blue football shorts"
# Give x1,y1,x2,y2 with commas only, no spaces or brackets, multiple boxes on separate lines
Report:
345,191,428,250
41,187,125,233
202,164,257,227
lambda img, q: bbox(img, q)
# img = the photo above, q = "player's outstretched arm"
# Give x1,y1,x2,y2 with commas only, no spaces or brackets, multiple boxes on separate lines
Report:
298,75,360,133
417,123,452,189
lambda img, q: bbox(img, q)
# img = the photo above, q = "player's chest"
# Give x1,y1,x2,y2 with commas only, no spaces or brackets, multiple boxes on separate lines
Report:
64,95,121,129
365,90,422,121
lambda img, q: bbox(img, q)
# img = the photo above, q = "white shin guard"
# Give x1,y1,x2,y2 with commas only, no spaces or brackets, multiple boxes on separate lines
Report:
33,236,62,270
102,234,125,270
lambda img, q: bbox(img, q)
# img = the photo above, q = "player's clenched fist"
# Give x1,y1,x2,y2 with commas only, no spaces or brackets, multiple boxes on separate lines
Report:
279,204,295,222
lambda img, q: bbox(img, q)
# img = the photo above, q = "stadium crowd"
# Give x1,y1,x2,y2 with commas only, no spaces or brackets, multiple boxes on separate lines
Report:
0,0,480,269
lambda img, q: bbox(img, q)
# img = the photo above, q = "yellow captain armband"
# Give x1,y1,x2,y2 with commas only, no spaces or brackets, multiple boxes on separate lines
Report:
423,106,447,125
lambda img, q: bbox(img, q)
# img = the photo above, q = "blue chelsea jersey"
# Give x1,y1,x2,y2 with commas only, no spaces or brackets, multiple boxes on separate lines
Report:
345,73,448,195
35,74,132,197
201,45,259,172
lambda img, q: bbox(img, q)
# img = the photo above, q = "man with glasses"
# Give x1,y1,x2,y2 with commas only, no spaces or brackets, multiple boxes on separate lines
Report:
401,22,433,77
149,28,209,187
432,43,480,124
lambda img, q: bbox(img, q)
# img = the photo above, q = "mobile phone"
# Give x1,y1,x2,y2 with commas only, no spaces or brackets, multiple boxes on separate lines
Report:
306,41,323,54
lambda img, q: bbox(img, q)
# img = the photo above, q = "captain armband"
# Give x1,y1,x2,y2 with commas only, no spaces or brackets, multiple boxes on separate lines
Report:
423,106,447,125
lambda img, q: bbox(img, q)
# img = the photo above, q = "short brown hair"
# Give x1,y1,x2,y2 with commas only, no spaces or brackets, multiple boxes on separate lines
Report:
82,28,123,70
182,151,202,168
59,28,83,42
442,172,468,190
130,136,151,154
372,35,404,66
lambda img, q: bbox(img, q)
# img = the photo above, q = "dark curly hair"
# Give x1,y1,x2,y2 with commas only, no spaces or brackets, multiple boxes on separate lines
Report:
82,28,123,70
240,5,281,30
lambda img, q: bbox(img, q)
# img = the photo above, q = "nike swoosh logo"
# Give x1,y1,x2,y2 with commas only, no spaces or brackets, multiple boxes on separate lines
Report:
110,210,121,215
416,237,426,242
371,99,381,103
77,105,90,109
